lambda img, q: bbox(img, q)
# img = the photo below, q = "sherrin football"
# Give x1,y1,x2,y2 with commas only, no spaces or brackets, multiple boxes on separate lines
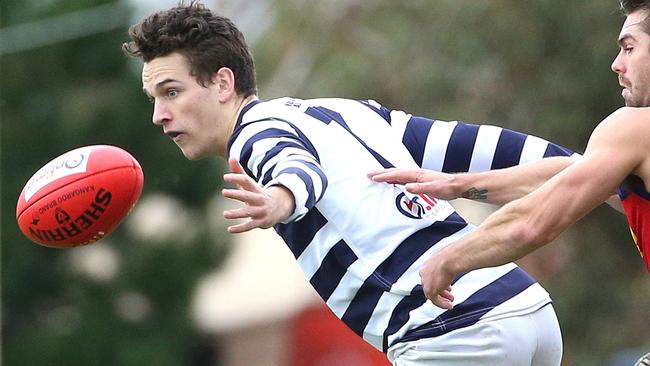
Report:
16,145,144,248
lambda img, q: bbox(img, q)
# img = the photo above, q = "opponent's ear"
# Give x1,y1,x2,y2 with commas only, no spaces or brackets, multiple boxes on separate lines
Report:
212,67,236,103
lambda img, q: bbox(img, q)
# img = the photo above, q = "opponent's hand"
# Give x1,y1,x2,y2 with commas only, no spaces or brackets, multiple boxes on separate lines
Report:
222,158,294,233
419,252,457,309
368,168,459,200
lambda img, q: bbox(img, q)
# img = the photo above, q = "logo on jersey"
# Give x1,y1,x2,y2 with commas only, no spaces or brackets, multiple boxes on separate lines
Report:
396,192,438,219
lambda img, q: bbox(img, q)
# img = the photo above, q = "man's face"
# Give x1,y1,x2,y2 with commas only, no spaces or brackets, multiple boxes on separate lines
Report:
612,10,650,107
142,52,227,160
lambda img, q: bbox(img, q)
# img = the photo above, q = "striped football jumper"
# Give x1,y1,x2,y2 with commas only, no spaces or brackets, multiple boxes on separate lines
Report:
228,97,573,352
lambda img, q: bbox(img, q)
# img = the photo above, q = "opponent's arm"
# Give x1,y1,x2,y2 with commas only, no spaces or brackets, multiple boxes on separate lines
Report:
422,107,646,309
369,155,577,205
381,116,575,204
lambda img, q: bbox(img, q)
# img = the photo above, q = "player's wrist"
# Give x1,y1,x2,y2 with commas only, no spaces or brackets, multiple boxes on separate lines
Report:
449,173,467,199
437,245,465,276
268,184,296,222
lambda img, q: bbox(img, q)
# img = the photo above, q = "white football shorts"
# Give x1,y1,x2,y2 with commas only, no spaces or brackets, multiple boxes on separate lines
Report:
387,303,563,366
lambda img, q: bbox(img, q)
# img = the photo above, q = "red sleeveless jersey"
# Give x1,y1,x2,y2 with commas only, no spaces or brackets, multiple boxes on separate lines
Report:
618,175,650,273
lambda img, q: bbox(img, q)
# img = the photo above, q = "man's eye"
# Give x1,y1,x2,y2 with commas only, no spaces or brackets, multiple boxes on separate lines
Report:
168,89,179,97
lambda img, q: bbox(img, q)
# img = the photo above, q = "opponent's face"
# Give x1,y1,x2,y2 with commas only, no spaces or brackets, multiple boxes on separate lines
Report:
142,52,229,160
612,9,650,107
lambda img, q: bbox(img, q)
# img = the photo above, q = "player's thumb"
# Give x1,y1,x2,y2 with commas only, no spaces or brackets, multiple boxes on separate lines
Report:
405,183,424,194
228,157,245,174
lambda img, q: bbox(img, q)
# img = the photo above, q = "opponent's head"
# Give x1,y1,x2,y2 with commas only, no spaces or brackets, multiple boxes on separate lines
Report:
612,0,650,106
123,1,257,159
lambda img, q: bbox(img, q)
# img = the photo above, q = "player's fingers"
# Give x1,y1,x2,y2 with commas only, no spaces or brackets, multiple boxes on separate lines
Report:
227,219,261,234
228,157,246,174
223,207,250,220
223,204,267,220
222,188,264,205
223,173,260,191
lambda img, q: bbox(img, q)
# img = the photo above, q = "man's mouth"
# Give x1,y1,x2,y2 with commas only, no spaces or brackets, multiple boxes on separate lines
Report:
165,131,182,139
619,78,631,90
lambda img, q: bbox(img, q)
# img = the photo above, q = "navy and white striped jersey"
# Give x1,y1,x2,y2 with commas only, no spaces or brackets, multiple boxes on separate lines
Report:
228,97,572,352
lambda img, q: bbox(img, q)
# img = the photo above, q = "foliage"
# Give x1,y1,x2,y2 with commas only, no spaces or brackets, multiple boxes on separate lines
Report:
2,0,227,365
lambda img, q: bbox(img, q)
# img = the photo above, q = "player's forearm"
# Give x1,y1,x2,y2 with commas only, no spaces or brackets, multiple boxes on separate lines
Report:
452,156,577,205
441,202,543,274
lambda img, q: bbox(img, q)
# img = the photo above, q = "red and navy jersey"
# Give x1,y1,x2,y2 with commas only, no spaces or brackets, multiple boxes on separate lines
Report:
618,175,650,273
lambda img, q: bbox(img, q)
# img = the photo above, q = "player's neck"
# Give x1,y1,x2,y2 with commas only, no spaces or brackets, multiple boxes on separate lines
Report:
220,94,259,157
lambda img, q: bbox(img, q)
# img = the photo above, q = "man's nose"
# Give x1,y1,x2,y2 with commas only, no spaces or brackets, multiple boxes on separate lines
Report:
611,51,625,75
152,100,171,125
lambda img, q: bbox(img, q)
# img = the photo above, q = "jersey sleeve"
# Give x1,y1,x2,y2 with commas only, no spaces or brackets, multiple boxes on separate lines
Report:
398,115,574,172
229,119,327,223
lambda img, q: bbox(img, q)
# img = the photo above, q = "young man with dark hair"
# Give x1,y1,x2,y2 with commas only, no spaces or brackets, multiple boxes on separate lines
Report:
124,2,574,364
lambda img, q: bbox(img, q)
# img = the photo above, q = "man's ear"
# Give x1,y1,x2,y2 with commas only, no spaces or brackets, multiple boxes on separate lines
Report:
212,67,236,103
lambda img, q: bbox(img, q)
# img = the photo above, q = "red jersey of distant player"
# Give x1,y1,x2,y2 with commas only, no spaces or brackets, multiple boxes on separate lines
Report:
618,175,650,273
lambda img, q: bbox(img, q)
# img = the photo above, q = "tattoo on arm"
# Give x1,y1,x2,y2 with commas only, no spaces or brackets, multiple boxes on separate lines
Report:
461,187,488,200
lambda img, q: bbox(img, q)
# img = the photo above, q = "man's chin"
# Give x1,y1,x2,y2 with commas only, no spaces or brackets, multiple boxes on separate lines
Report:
622,92,649,107
180,147,207,161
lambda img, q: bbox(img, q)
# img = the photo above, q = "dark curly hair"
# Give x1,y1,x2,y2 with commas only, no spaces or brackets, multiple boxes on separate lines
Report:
620,0,650,34
123,0,257,96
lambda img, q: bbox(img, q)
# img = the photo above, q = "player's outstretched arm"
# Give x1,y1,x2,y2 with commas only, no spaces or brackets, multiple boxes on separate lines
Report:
368,156,577,205
222,158,295,233
420,107,645,308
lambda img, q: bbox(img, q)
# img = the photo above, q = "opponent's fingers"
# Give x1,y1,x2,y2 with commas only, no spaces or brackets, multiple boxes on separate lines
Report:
405,181,443,194
369,169,421,184
405,181,453,198
404,182,427,193
431,295,454,310
440,288,454,302
367,168,398,179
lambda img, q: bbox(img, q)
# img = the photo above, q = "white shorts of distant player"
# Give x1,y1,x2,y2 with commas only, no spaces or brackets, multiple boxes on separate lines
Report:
387,304,562,366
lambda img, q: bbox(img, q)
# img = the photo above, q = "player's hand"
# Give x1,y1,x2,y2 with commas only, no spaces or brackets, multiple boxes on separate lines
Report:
368,168,459,200
222,158,294,233
419,252,457,309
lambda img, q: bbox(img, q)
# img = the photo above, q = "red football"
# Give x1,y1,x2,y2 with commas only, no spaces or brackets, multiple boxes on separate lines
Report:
16,145,144,248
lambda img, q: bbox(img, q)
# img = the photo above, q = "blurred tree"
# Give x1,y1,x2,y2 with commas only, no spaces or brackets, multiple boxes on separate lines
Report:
2,0,228,365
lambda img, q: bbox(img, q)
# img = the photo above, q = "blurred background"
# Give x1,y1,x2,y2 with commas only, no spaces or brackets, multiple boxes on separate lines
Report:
2,0,649,365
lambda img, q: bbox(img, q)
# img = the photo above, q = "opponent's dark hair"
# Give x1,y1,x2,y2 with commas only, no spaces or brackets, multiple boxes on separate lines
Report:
620,0,650,34
123,0,257,96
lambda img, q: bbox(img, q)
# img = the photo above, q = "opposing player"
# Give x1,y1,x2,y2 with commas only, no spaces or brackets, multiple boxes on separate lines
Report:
370,0,650,310
123,2,572,364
